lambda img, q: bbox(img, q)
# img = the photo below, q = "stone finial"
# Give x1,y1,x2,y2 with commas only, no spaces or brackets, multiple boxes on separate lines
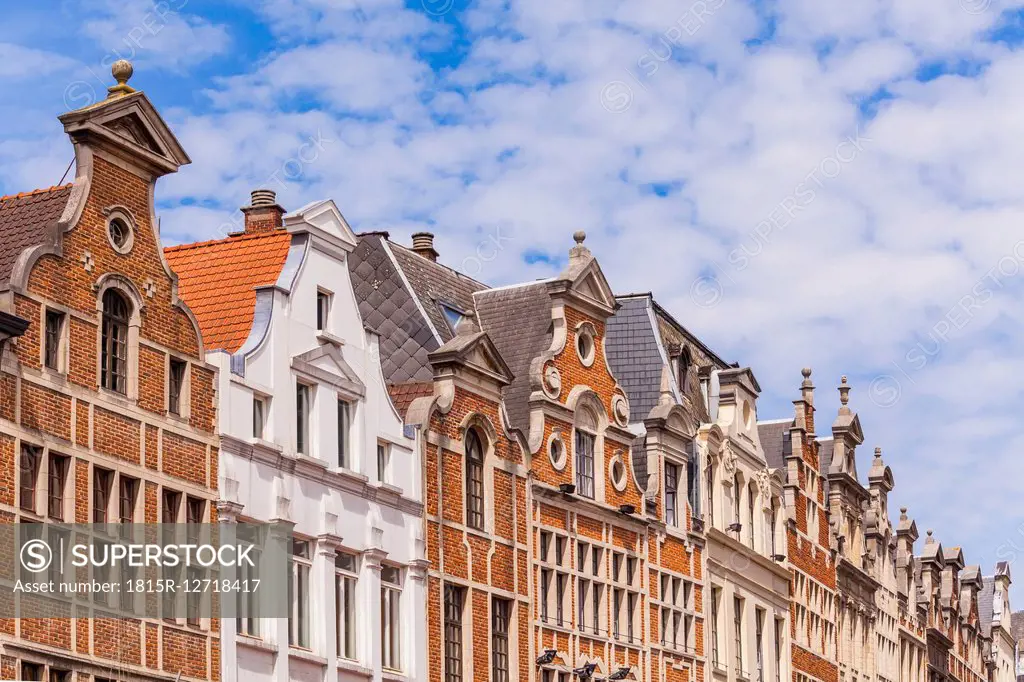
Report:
573,230,586,244
801,367,813,387
838,375,851,408
874,447,882,459
107,59,136,98
900,507,908,520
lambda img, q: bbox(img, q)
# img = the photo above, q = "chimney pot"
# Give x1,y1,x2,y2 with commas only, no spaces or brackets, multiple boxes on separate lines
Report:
241,189,285,234
411,231,439,261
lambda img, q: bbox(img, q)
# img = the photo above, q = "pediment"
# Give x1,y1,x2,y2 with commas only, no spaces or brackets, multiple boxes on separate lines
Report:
568,259,616,312
429,331,514,386
102,112,163,155
59,91,191,177
284,199,358,252
293,344,366,397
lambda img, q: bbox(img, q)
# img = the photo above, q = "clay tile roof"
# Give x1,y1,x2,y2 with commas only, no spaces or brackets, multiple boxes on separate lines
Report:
387,381,434,419
165,231,292,353
0,184,72,287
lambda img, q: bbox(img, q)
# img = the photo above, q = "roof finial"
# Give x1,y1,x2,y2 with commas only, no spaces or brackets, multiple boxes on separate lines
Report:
874,447,882,459
108,59,136,98
839,375,850,406
573,230,586,245
801,367,812,387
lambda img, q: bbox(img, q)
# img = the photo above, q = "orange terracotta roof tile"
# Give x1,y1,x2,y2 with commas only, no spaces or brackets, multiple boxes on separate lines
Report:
166,231,293,353
387,381,434,418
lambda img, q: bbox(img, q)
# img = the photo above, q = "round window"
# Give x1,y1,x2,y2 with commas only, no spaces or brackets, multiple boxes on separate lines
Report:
610,455,628,491
576,325,596,367
108,217,134,253
548,434,567,471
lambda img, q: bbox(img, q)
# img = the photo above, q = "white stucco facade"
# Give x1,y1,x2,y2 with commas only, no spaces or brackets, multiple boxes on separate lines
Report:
211,200,427,682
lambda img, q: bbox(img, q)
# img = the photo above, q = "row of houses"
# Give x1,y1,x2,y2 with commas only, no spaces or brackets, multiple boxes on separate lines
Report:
0,61,1020,682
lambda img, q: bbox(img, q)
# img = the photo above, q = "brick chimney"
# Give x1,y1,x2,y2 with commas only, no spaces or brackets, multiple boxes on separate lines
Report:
241,189,285,233
411,232,439,261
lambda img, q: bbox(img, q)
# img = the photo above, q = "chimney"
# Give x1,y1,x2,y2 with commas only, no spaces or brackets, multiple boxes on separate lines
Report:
411,232,439,261
241,189,285,234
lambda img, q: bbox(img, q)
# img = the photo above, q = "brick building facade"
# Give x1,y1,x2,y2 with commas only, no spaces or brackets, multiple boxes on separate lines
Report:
0,63,219,681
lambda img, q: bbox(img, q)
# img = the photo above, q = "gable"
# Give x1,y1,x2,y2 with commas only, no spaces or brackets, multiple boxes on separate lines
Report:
284,199,358,251
569,259,616,313
102,112,163,156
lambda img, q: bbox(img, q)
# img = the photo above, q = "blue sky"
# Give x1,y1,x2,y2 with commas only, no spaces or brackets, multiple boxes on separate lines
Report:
2,0,1024,605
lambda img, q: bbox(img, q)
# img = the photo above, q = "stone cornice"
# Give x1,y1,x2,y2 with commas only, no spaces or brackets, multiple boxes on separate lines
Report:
221,434,424,517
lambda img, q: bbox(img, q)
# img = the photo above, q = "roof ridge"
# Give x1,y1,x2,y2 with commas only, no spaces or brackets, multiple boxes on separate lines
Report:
389,240,490,290
0,183,73,203
165,230,290,252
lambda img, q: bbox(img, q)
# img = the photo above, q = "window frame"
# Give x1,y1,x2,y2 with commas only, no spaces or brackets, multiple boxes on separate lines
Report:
100,289,131,394
443,584,465,682
665,461,680,527
377,442,390,484
491,597,511,682
253,394,268,440
19,443,41,514
465,429,485,530
574,428,596,499
337,398,351,469
289,539,312,648
46,452,69,521
336,551,358,660
168,357,188,416
43,308,65,372
380,565,402,671
296,382,312,456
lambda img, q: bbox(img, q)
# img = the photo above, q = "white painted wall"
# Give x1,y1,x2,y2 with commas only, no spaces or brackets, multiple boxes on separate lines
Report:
213,201,426,682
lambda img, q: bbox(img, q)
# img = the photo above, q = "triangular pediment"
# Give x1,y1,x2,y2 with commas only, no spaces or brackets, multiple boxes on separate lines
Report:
59,91,191,177
293,345,366,397
568,259,616,312
429,331,514,386
283,199,358,252
102,112,163,155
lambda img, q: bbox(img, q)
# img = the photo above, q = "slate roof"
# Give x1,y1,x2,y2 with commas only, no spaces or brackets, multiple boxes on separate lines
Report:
979,576,995,637
388,242,487,343
606,295,666,422
757,419,793,471
0,185,71,288
1011,610,1024,641
818,437,834,496
348,234,441,384
474,282,553,436
165,231,292,353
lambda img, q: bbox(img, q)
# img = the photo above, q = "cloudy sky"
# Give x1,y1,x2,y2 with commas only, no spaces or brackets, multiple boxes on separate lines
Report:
2,0,1023,603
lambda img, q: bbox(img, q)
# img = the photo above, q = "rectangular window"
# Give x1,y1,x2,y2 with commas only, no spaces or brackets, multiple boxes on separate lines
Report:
556,573,567,626
734,596,745,675
44,309,64,371
540,568,551,622
687,442,700,518
711,587,721,666
296,383,311,455
19,444,40,513
48,668,69,682
444,585,464,682
168,358,187,415
575,430,595,498
47,453,68,520
377,442,390,483
237,525,261,637
118,475,138,532
612,588,623,639
317,290,331,332
706,463,715,526
665,462,679,527
381,566,402,671
756,608,766,682
92,467,113,524
161,489,182,619
185,496,205,625
21,663,41,681
186,496,205,525
492,598,511,682
336,552,358,660
253,395,267,440
289,540,311,647
775,617,784,682
337,399,350,468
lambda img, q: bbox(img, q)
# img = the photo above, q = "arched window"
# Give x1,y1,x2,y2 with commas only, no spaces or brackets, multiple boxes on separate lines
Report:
101,289,131,393
465,429,484,530
574,407,598,499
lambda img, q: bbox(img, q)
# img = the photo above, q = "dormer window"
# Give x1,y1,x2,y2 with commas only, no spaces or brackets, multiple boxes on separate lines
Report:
439,303,467,334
